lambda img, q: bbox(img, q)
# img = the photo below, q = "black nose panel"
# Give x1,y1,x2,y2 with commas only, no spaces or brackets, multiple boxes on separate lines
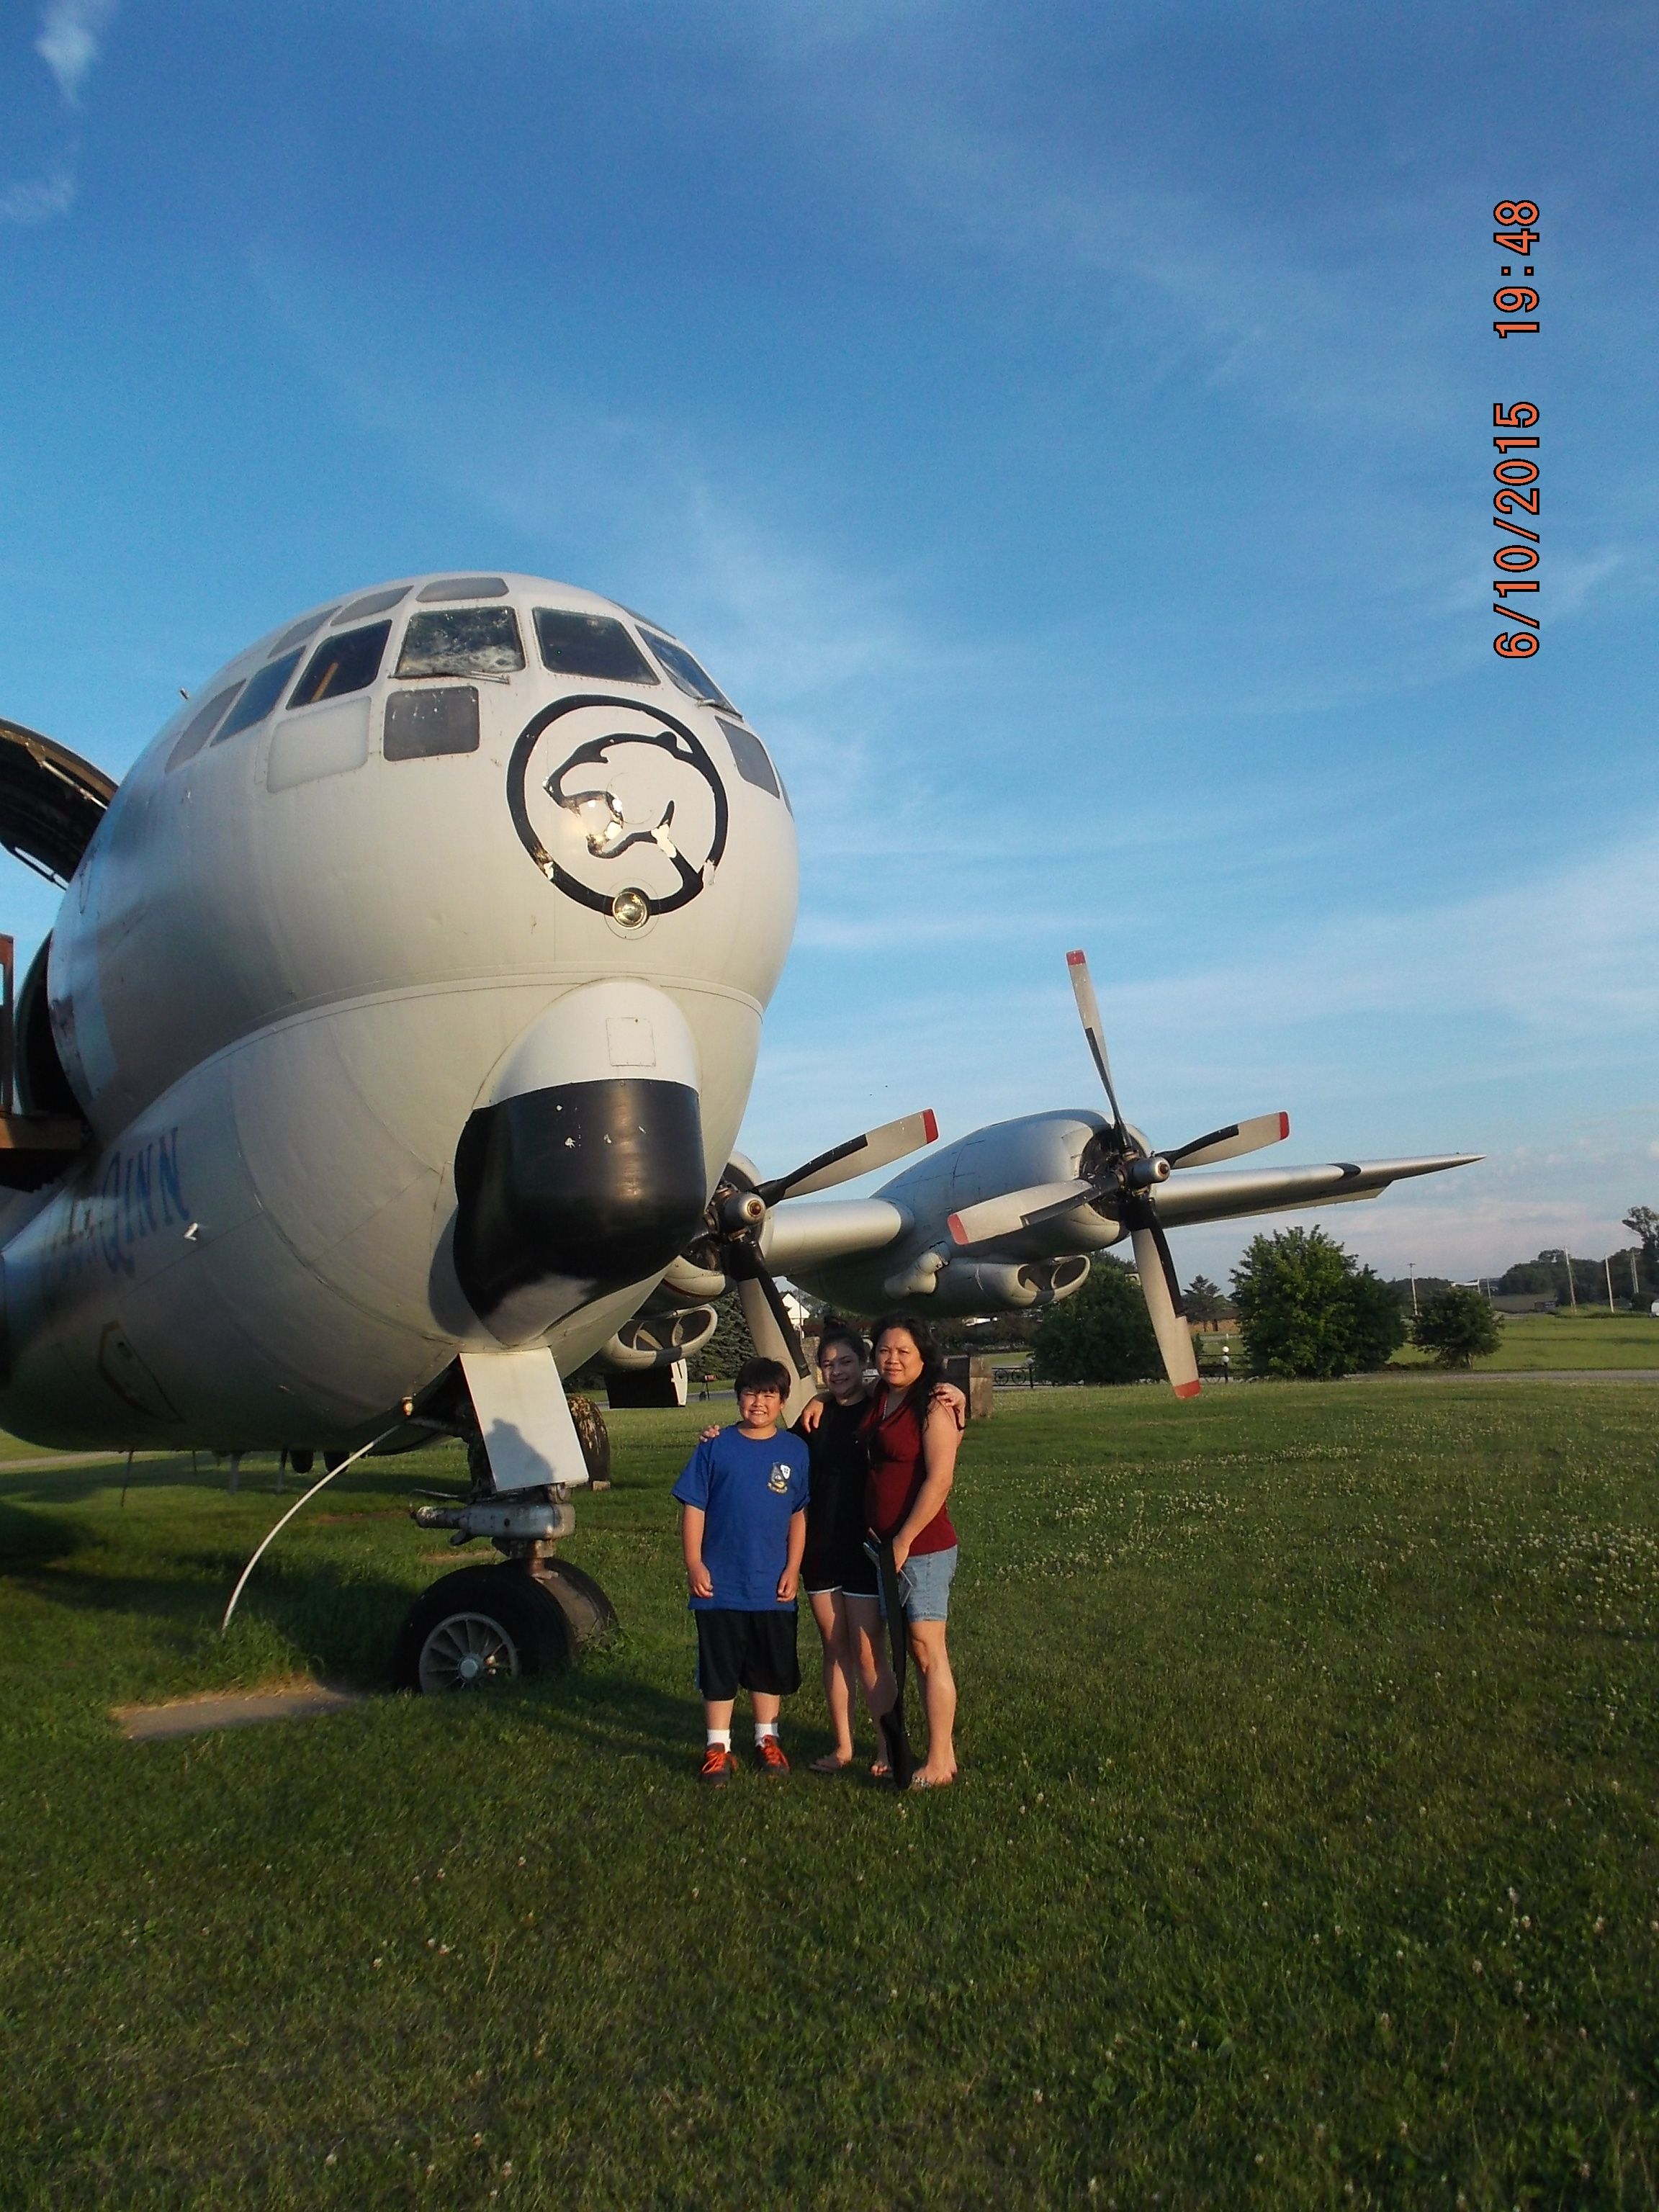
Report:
453,1077,707,1336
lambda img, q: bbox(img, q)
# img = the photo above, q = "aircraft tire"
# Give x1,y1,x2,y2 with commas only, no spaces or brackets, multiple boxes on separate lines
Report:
395,1565,574,1694
534,1557,618,1647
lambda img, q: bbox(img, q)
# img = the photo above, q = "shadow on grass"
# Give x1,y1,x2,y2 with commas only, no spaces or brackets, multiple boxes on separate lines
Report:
3,1526,702,1736
2,1539,417,1689
0,1496,91,1568
0,1453,210,1505
510,1648,703,1773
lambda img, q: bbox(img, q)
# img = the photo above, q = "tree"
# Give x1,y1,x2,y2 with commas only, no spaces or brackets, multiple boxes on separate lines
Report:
1030,1257,1162,1385
1411,1285,1503,1369
1231,1227,1406,1379
702,1289,758,1380
1182,1274,1232,1323
1624,1206,1659,1298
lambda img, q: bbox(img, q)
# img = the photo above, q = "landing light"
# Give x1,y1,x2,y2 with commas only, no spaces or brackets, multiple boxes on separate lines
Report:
611,888,650,928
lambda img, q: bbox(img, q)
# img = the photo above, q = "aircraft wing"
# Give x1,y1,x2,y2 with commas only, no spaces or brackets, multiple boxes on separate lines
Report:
1149,1154,1480,1230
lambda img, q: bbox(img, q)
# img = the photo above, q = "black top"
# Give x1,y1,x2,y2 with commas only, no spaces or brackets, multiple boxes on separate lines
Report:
797,1395,871,1590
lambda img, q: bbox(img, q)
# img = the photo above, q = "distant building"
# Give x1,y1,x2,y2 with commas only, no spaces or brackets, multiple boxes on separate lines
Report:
1489,1292,1559,1316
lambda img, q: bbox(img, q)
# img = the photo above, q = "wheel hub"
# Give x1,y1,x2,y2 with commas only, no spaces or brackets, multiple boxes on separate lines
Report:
418,1609,521,1693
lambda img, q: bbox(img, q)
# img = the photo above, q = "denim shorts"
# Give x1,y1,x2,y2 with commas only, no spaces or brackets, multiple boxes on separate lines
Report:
873,1543,958,1624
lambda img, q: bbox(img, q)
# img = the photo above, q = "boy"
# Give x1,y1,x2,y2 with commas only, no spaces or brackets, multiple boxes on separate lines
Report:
673,1355,810,1784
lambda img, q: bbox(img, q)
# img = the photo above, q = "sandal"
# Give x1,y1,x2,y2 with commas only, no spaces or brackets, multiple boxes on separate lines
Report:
810,1753,853,1775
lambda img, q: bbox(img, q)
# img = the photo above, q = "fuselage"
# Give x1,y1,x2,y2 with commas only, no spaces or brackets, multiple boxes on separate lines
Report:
0,575,798,1449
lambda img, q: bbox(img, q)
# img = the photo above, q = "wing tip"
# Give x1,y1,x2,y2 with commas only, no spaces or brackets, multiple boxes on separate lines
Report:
1173,1380,1202,1401
922,1107,938,1143
946,1212,968,1247
1066,948,1086,966
1278,1111,1290,1140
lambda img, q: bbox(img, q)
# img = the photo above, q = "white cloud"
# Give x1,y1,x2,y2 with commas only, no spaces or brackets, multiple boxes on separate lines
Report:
0,162,75,226
35,0,118,107
1,1,117,228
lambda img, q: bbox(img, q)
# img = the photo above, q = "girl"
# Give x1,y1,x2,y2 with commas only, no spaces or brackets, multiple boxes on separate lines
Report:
795,1323,878,1773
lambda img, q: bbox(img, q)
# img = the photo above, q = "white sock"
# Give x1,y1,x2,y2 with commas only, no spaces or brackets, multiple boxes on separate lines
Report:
706,1728,732,1751
755,1719,779,1743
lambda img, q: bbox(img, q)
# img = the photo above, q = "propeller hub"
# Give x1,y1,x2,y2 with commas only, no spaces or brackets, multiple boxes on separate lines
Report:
718,1188,767,1235
1125,1155,1172,1191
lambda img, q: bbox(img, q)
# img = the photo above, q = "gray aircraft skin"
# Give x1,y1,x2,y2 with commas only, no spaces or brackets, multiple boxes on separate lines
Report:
0,572,1473,1681
0,576,799,1471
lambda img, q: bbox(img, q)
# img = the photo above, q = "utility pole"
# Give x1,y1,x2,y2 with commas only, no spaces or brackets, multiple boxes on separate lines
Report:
1562,1249,1578,1312
1606,1256,1617,1313
1409,1262,1419,1318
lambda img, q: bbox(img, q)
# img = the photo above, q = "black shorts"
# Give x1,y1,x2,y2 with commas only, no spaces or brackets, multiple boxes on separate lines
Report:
694,1609,801,1701
803,1542,878,1599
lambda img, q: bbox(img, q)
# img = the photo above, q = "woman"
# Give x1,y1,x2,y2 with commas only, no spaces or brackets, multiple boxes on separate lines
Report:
848,1313,964,1789
795,1323,880,1774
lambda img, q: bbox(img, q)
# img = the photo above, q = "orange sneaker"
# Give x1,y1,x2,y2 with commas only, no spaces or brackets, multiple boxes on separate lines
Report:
754,1734,790,1776
700,1745,737,1786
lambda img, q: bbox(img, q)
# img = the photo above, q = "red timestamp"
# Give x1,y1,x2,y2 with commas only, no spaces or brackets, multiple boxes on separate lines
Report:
1490,200,1541,657
1491,402,1539,656
1492,199,1539,337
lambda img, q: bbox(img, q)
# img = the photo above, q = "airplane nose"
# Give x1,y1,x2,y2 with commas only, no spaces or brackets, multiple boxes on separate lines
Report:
452,983,709,1343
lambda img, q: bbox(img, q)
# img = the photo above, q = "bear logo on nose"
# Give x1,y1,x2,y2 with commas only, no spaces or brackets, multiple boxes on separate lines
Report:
508,697,729,916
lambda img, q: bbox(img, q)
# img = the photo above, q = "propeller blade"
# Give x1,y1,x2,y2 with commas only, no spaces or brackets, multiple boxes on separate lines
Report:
947,1178,1096,1248
1066,949,1134,1146
1130,1221,1201,1401
1165,1111,1291,1172
758,1108,939,1205
736,1272,812,1384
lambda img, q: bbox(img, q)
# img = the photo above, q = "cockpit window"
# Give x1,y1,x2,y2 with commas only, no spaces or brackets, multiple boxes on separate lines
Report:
333,585,410,625
215,649,303,742
641,630,734,712
288,621,392,708
396,606,524,678
534,607,659,684
167,681,245,770
417,575,509,602
717,716,781,800
266,608,338,659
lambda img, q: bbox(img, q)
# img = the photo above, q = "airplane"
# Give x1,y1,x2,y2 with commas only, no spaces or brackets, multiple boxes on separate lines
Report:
670,948,1476,1401
0,571,1475,1691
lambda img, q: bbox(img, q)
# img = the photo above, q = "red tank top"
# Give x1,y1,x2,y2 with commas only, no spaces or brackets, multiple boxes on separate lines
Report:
860,1386,959,1555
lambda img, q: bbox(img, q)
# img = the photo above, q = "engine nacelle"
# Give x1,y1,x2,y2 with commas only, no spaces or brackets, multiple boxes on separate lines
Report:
599,1304,719,1371
926,1254,1090,1315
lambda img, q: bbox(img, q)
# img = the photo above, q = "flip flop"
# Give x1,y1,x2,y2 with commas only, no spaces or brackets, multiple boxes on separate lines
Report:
810,1753,853,1775
909,1772,954,1791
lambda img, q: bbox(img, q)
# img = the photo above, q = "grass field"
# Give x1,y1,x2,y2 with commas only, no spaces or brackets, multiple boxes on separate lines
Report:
1388,1312,1659,1373
1,1381,1657,2209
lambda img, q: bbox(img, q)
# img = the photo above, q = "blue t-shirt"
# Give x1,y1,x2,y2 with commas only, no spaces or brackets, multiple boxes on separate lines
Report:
671,1426,811,1611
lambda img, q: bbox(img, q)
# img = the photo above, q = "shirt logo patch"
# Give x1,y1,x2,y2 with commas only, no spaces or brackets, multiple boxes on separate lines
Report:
768,1464,792,1493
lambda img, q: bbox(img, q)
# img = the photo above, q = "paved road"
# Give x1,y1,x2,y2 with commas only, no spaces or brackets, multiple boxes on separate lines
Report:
1353,1368,1659,1384
0,1449,174,1475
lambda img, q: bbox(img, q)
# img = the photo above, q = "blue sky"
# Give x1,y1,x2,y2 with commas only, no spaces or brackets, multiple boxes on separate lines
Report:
2,1,1655,1285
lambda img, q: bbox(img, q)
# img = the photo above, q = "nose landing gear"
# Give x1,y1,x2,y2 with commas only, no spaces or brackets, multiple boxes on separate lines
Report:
393,1390,616,1694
